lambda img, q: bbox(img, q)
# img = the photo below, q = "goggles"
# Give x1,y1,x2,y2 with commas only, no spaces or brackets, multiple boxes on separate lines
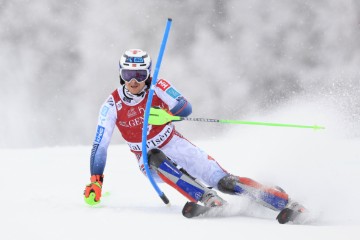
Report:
120,69,149,82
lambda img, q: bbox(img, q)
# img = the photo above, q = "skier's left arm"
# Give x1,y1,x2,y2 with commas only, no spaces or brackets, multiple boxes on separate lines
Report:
155,79,192,117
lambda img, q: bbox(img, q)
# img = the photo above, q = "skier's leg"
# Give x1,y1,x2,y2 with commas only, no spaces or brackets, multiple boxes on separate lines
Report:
160,133,228,188
148,148,225,207
217,175,289,211
218,175,310,223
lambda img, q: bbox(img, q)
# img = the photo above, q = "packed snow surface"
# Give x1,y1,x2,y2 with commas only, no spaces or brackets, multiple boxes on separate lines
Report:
1,100,359,240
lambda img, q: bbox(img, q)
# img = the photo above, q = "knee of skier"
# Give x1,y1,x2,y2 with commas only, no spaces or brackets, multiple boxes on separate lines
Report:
147,148,168,169
217,175,238,195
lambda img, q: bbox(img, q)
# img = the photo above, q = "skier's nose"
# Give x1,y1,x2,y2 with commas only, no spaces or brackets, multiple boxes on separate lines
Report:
129,79,138,84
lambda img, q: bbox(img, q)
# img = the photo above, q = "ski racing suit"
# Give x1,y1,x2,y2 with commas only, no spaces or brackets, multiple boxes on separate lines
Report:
89,79,289,209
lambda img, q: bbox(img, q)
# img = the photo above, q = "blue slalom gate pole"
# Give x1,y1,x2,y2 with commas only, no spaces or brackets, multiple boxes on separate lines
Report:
141,18,172,205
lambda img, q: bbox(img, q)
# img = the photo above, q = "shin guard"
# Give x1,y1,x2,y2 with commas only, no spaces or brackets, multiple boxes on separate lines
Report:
218,175,288,210
148,149,207,202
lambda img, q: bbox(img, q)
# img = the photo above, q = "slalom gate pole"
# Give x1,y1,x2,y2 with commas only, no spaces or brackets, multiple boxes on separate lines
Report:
141,18,172,205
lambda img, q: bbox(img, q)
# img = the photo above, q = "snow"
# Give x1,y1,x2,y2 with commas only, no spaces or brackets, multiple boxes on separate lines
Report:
1,98,359,240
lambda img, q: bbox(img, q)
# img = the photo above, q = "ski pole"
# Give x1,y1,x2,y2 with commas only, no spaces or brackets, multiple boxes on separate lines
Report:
142,18,172,205
149,107,325,130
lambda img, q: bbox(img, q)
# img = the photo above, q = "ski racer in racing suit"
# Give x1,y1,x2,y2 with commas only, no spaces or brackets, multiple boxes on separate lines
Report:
84,49,307,223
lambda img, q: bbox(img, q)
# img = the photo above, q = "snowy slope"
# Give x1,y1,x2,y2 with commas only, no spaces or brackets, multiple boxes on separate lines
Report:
1,99,359,240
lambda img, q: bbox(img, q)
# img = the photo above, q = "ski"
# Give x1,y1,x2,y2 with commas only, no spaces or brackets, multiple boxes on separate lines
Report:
183,201,313,224
276,200,314,224
277,208,300,224
182,202,210,218
182,201,227,218
276,208,313,224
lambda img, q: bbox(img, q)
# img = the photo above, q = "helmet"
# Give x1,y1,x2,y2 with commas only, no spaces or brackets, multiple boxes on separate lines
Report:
119,49,152,86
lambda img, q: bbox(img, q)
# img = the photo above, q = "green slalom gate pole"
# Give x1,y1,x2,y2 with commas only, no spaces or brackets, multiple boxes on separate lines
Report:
149,108,325,130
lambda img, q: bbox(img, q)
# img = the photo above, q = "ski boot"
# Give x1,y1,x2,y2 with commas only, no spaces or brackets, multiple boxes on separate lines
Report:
201,190,226,207
182,190,226,218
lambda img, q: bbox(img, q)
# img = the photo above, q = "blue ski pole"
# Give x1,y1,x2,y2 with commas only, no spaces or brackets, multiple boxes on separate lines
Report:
141,18,172,205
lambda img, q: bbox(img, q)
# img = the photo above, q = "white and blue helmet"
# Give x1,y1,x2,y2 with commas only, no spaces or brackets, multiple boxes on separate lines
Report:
119,49,152,85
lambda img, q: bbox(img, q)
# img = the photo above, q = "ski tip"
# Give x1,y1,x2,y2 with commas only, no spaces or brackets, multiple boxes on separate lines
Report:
277,208,313,225
182,202,195,218
182,202,209,218
277,208,295,224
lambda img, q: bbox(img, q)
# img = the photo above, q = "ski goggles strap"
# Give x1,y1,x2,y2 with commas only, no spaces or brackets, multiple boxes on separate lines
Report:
120,69,149,82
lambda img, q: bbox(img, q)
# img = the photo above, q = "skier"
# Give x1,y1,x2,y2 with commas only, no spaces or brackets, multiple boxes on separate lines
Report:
83,49,307,224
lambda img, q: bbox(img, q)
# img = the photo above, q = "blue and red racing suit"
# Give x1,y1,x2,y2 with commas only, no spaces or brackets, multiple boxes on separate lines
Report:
89,79,289,209
90,79,227,188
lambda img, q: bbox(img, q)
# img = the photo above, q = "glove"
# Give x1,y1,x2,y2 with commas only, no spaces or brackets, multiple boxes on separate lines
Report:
84,174,104,205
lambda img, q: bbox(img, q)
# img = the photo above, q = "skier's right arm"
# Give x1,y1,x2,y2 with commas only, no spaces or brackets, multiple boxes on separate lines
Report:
84,95,117,205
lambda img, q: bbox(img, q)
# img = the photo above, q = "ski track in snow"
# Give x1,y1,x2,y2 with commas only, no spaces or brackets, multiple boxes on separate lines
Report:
1,99,359,240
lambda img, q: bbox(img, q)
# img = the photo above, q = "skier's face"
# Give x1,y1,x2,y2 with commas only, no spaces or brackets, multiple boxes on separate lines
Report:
125,79,146,94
